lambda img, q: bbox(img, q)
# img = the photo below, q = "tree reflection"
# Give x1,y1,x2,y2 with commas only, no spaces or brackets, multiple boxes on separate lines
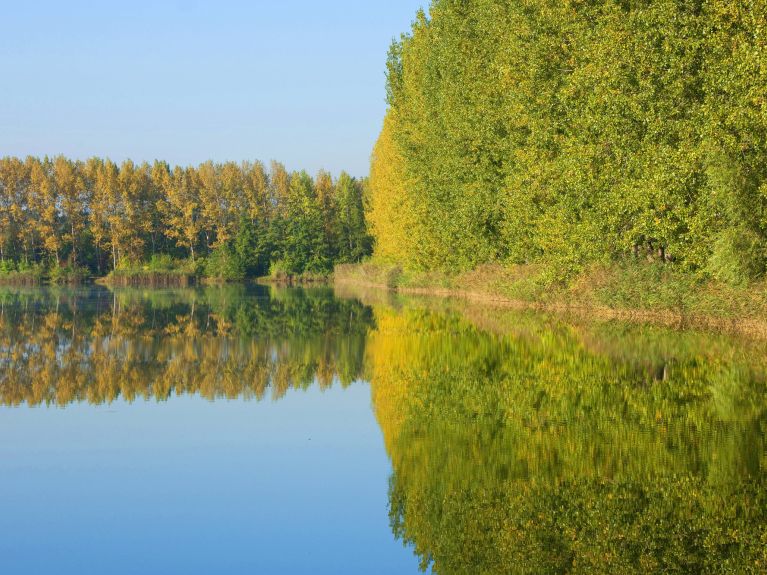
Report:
367,306,767,574
0,285,372,406
3,287,766,572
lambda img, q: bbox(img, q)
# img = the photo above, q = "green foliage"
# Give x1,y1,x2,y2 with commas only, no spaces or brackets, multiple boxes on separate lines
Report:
204,245,246,281
0,259,46,285
335,172,373,263
708,228,767,286
232,216,273,278
47,263,88,285
371,0,767,283
145,254,182,272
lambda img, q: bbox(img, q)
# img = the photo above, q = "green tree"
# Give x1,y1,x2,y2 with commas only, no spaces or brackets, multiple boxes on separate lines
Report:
335,171,371,263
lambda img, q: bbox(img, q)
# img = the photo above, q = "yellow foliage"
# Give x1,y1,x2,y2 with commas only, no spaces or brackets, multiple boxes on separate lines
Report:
368,113,420,266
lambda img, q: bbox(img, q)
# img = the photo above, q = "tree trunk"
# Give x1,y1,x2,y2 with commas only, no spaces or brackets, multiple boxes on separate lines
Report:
71,222,77,266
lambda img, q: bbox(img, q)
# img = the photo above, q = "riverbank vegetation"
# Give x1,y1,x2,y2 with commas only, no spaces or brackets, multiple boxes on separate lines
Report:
336,262,767,335
0,157,372,284
368,0,767,293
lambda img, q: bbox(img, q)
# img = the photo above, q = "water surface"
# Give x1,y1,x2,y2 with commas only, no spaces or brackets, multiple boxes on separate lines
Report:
1,286,766,574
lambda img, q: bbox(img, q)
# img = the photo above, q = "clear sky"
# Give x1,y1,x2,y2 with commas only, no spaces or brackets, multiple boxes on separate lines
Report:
0,1,425,177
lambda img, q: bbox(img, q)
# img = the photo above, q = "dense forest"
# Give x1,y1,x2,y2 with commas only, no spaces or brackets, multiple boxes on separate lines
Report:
0,156,372,281
370,0,767,284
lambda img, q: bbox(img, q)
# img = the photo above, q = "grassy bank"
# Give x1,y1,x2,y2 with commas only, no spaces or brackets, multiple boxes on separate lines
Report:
0,262,88,286
0,269,44,286
257,270,331,286
100,265,332,288
99,270,197,288
334,262,767,338
97,256,198,287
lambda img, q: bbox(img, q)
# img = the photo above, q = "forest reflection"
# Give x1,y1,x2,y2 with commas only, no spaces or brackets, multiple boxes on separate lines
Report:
0,285,371,406
2,287,766,573
368,303,767,574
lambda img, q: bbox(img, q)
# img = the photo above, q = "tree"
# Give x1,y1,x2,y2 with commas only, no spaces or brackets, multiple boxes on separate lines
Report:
368,0,767,282
0,154,366,278
158,166,202,262
0,157,28,263
53,156,88,266
335,172,371,263
27,157,60,265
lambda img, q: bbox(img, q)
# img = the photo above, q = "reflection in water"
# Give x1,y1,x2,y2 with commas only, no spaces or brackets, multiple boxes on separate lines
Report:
0,285,371,406
2,286,766,573
368,305,767,574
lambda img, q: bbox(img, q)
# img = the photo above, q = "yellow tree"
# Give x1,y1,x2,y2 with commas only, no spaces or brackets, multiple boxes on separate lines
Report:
53,156,87,266
314,169,337,255
198,161,240,250
197,160,219,251
218,161,244,243
368,113,420,265
88,158,122,270
149,161,172,255
158,166,201,261
269,160,291,215
116,160,150,264
27,157,61,265
84,158,110,272
242,160,270,223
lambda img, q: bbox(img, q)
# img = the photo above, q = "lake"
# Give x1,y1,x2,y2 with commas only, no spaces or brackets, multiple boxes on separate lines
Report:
1,285,765,574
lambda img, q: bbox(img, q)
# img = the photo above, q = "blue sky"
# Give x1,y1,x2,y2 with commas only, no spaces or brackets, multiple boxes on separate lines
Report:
0,1,425,177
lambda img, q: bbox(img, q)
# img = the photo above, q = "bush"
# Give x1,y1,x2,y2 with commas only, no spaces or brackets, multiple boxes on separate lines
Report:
0,260,16,275
204,247,246,281
0,260,46,285
708,229,766,286
145,254,178,272
48,264,89,284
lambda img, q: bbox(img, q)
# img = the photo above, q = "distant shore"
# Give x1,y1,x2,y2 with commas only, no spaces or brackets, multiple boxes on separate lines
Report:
0,268,332,288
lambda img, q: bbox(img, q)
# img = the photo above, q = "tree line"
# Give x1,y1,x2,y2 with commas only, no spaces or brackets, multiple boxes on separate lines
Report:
0,156,372,279
370,0,767,284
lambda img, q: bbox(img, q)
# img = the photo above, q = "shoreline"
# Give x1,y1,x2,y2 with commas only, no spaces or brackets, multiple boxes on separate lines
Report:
1,270,333,289
334,263,767,340
4,263,766,339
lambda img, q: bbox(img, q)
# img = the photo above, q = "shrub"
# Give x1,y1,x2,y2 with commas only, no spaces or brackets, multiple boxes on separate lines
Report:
708,229,766,286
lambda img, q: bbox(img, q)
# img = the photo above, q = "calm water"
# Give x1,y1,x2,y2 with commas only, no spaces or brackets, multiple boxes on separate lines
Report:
1,286,766,574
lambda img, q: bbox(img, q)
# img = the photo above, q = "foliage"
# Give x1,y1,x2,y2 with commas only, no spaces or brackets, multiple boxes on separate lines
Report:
0,260,46,285
371,0,767,285
47,263,89,285
204,245,246,282
0,156,372,280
